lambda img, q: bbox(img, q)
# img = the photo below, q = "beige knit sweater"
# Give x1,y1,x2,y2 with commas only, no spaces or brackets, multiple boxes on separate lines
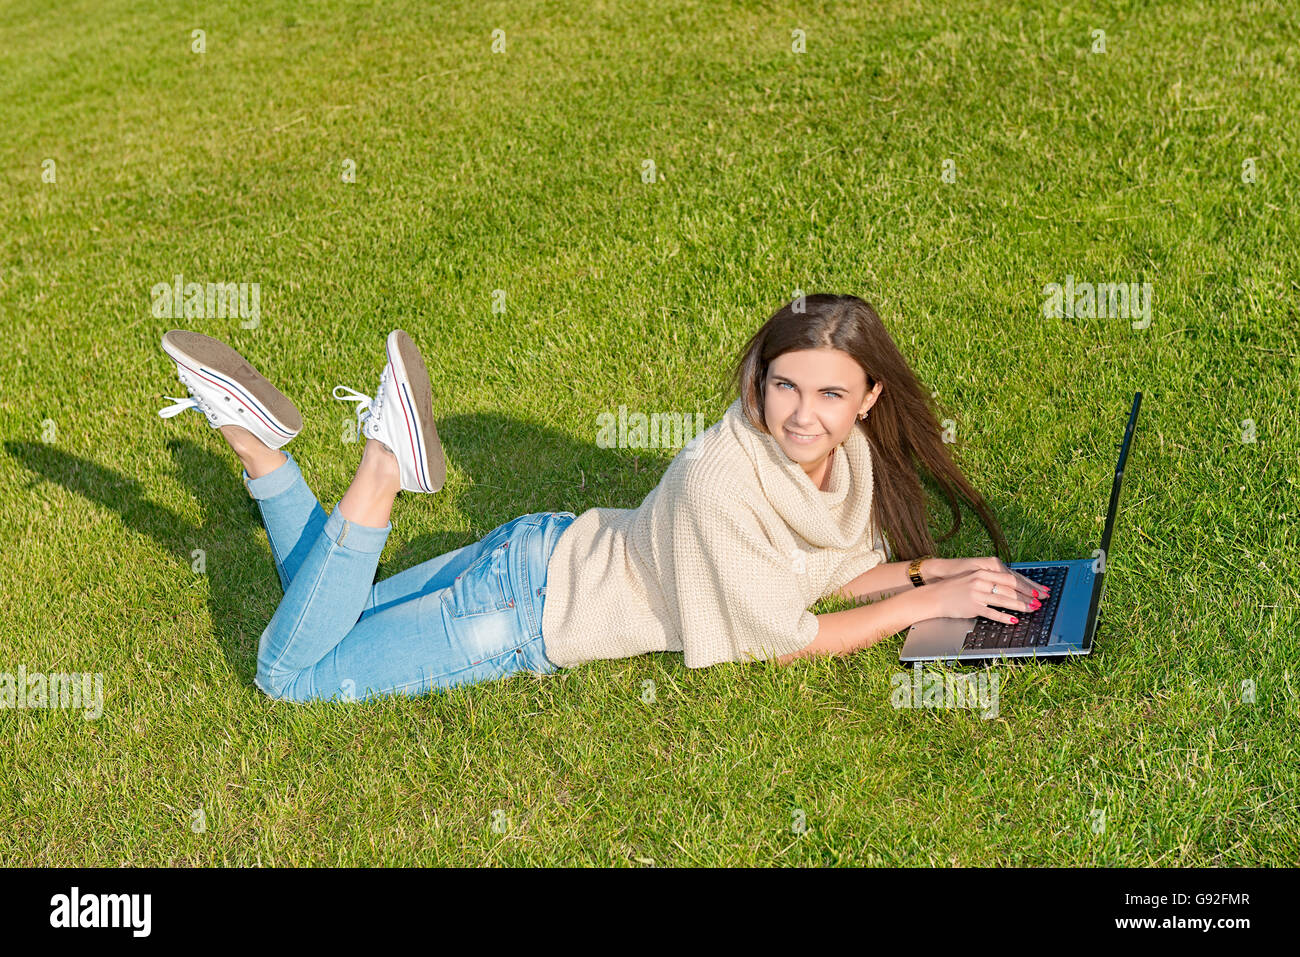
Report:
540,396,889,668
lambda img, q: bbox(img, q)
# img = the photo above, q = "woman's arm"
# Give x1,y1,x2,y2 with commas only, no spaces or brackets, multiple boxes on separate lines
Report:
830,557,959,603
775,588,925,664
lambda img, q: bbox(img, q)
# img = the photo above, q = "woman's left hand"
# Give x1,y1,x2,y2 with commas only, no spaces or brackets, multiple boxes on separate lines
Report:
924,556,1051,599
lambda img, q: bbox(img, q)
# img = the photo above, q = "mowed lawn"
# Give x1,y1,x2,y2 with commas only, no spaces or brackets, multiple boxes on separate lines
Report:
0,0,1296,866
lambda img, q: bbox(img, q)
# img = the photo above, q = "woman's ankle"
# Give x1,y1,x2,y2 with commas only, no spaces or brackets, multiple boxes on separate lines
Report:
221,424,287,479
336,441,401,526
361,438,401,492
244,448,288,480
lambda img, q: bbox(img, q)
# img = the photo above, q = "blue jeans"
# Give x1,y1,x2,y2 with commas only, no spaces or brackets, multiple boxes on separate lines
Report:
241,450,576,704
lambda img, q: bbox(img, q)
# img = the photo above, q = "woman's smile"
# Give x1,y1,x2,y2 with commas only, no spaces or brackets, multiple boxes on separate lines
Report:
784,427,824,445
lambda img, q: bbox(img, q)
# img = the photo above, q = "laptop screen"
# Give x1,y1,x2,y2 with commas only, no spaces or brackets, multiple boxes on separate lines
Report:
1098,392,1142,565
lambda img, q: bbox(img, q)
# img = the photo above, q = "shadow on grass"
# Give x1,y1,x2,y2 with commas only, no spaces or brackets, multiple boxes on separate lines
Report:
6,436,296,684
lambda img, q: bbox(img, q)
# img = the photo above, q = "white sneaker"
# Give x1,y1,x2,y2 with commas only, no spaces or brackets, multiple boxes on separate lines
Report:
332,329,446,493
158,330,302,450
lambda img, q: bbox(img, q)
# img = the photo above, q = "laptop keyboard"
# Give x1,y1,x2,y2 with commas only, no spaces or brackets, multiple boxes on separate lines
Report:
961,565,1069,651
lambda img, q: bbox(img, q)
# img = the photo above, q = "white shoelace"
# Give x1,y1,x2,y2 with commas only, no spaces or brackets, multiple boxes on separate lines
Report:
332,384,375,425
333,363,393,424
333,366,400,453
158,395,202,418
158,374,218,425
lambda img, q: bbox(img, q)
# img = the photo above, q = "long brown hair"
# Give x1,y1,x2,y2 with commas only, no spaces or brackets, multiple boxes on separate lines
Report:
729,293,1009,562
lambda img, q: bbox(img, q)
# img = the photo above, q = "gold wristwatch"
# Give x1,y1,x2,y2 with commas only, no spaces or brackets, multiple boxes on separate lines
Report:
908,555,933,588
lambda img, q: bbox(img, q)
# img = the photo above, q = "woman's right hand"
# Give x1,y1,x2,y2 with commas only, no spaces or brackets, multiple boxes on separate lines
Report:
920,568,1041,624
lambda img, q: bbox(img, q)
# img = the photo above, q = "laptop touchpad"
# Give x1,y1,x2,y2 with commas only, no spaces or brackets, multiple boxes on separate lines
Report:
905,617,973,657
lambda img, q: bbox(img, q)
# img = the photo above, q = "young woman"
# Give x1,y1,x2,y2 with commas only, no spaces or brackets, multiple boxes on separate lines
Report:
157,294,1048,703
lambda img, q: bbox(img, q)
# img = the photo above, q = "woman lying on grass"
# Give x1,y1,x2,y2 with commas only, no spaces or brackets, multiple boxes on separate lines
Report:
157,292,1046,703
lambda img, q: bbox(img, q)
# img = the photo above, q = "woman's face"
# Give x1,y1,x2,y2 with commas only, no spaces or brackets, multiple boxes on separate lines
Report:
763,348,880,473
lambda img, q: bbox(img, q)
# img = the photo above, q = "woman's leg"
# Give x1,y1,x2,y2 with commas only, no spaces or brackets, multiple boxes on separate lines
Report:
226,423,395,590
262,512,563,703
226,426,558,702
358,538,484,620
225,424,500,619
253,500,391,700
269,586,511,702
240,450,327,592
221,424,321,591
238,434,407,698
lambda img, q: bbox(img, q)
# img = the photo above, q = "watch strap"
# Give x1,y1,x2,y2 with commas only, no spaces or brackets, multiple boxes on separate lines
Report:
908,556,932,588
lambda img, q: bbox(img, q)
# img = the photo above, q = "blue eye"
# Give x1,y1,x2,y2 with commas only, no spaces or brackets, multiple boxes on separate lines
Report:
776,382,841,399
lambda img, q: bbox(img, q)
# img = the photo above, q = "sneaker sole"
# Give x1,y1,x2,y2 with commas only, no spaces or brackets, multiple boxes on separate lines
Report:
161,330,302,441
386,329,446,492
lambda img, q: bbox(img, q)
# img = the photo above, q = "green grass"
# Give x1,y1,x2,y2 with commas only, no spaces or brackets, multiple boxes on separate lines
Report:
1,0,1296,866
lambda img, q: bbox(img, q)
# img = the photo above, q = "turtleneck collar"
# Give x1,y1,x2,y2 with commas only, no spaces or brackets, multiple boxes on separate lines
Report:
722,397,875,550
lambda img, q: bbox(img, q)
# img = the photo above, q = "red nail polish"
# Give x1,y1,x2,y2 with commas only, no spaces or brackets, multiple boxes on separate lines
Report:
1010,616,1019,624
1032,589,1039,598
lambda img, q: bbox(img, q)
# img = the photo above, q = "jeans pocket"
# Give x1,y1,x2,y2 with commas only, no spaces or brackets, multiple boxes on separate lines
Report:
443,541,513,619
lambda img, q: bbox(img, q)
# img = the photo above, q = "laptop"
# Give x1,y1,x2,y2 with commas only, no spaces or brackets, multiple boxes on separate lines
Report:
899,392,1142,664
